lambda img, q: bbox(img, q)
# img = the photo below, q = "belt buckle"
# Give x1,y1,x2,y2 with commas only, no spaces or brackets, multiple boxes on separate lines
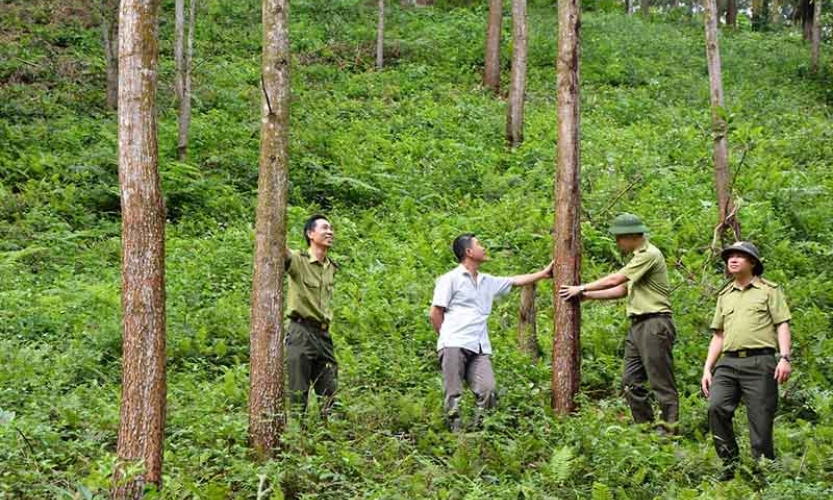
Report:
738,350,748,358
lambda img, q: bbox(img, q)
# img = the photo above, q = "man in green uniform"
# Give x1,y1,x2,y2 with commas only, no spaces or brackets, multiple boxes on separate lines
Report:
701,241,792,479
559,213,679,430
285,214,338,418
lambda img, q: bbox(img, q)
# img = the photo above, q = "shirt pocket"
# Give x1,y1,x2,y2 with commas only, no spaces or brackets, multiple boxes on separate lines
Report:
721,306,735,329
304,276,321,290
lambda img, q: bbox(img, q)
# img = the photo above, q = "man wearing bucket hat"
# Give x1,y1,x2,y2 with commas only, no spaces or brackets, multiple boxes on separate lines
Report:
701,241,792,479
559,213,678,431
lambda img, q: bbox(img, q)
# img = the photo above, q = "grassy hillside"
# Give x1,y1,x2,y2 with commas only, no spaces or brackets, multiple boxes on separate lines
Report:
1,0,832,497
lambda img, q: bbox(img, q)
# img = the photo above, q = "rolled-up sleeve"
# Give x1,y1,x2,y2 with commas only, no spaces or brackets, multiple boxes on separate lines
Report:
619,251,655,284
768,287,792,325
710,296,724,330
432,275,453,309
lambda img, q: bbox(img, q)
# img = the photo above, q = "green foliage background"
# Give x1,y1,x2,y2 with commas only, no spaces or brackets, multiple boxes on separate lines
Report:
1,0,832,498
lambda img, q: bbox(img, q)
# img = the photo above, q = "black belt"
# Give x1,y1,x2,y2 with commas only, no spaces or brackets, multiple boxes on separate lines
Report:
724,348,775,358
290,316,330,332
631,312,671,323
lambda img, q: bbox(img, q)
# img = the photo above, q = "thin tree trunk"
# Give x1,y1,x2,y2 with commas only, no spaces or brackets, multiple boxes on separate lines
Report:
704,0,741,243
248,0,290,460
506,0,527,148
770,0,781,25
415,0,434,5
175,0,197,161
625,0,632,15
751,0,764,29
801,0,813,40
100,0,119,110
517,283,539,360
112,0,166,497
483,0,503,93
641,0,650,17
811,0,822,73
552,0,582,416
726,0,737,27
377,0,385,70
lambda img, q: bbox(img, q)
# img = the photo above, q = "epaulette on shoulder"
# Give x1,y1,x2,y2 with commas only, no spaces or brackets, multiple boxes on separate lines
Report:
331,259,339,269
759,278,779,288
300,250,310,258
718,281,734,295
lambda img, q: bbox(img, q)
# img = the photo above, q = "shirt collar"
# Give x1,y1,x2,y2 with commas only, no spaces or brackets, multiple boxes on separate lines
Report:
731,276,762,290
457,264,481,282
307,250,330,266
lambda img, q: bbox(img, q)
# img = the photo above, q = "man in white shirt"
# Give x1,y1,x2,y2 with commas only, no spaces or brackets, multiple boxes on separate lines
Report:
430,233,553,431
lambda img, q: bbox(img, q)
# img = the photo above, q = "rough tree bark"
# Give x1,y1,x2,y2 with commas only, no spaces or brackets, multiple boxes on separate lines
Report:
174,0,197,161
506,0,528,148
376,0,385,70
100,0,119,110
483,0,503,93
248,0,291,459
112,0,167,497
552,0,582,415
751,0,764,30
517,284,540,360
704,0,741,243
624,0,632,15
726,0,738,27
800,0,813,40
811,0,822,73
641,0,650,17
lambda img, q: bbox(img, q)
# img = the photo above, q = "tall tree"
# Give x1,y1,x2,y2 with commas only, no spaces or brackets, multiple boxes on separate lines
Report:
517,284,540,360
641,0,650,17
174,0,197,161
100,0,119,110
624,0,631,15
483,0,503,93
506,0,528,147
726,0,738,27
811,0,822,73
112,0,167,497
248,0,291,459
770,0,781,25
704,0,741,243
799,0,813,40
377,0,385,70
751,0,765,29
552,0,582,415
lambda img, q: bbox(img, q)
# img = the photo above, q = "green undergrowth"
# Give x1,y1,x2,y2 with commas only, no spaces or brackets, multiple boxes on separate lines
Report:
1,0,832,498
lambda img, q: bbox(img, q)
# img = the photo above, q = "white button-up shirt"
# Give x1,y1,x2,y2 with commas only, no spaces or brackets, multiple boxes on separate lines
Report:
431,265,513,354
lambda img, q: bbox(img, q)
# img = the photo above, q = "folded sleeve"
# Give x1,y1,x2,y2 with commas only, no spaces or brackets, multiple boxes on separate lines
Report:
768,286,792,325
432,275,453,309
619,250,656,284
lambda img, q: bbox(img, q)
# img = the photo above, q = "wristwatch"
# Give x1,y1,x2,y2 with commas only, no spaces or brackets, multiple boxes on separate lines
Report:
579,285,586,294
779,354,792,363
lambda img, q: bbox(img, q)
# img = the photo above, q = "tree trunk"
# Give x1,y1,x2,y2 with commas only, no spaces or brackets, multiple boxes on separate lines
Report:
517,284,540,360
175,0,197,161
248,0,290,460
415,0,434,5
377,0,385,70
811,0,822,73
112,0,166,498
483,0,503,93
751,0,764,29
801,0,813,40
552,0,582,416
640,0,650,18
100,0,119,110
726,0,737,27
770,0,781,25
704,0,741,243
624,0,631,15
506,0,527,148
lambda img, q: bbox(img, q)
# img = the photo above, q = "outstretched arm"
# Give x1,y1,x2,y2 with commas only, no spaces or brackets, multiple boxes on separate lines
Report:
558,272,629,301
510,260,554,287
582,284,628,301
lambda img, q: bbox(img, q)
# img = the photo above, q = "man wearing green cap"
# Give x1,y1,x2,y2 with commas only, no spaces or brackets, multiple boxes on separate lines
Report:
701,241,792,479
559,213,678,430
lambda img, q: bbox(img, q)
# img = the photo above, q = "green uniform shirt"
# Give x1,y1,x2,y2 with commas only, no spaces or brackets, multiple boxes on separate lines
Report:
618,241,672,317
710,277,791,352
286,249,337,323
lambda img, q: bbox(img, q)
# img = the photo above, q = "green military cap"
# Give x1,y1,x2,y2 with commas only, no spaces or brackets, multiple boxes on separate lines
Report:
609,213,649,235
721,241,764,276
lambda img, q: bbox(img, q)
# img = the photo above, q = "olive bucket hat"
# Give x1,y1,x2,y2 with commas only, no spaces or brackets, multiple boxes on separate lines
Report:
721,241,764,276
609,213,649,235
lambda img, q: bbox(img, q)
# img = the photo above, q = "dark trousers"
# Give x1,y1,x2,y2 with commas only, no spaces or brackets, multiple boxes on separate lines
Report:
439,347,496,426
708,355,778,467
287,320,338,416
622,314,679,425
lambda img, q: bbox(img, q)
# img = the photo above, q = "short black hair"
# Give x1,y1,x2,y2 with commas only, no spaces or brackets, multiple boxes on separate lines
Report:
452,233,476,263
304,214,329,246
